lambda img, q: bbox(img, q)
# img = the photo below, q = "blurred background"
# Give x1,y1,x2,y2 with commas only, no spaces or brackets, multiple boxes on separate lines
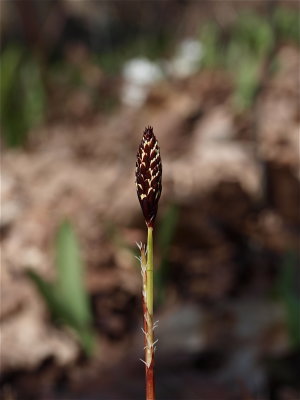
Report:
1,1,299,399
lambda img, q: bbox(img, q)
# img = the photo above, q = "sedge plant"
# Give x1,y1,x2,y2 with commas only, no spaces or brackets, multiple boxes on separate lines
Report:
135,126,162,400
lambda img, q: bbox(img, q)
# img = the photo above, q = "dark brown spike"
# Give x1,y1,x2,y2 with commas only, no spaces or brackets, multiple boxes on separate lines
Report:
135,126,162,227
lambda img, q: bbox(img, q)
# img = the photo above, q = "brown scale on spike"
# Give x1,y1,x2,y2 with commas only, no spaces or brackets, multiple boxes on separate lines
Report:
136,126,162,227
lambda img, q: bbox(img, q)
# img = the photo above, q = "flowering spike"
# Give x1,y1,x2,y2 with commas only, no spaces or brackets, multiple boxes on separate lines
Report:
135,126,162,227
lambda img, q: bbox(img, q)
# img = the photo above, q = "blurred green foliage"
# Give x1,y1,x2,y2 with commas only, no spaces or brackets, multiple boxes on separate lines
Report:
227,12,273,111
199,22,223,69
230,12,274,58
273,7,300,44
1,7,298,147
230,53,261,112
277,251,300,350
200,8,298,111
0,46,46,147
94,33,169,75
28,220,95,356
155,204,179,306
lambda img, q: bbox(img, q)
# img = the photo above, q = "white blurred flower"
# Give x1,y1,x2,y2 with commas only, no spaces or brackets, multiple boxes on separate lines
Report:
121,58,163,107
167,38,203,78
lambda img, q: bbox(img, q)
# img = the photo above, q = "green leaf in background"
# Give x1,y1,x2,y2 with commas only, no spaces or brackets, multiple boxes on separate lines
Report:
200,22,223,69
158,204,180,254
27,220,95,356
273,7,300,45
0,45,46,148
231,12,274,59
277,251,300,350
0,45,26,147
27,270,62,316
155,204,179,306
21,59,46,133
232,54,261,112
225,12,275,112
55,221,92,328
0,46,23,106
94,33,169,75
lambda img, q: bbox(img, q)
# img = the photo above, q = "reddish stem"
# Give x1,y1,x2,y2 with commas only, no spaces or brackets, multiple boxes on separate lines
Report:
146,359,155,400
142,296,155,400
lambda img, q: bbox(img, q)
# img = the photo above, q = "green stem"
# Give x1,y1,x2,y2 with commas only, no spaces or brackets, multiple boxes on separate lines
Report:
146,226,155,400
147,226,154,316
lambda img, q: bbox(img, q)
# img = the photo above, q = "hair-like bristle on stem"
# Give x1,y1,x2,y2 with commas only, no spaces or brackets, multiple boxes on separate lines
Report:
136,126,162,227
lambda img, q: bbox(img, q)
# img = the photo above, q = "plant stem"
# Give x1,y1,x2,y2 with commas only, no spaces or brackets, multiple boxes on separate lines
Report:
147,227,154,315
144,226,155,400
